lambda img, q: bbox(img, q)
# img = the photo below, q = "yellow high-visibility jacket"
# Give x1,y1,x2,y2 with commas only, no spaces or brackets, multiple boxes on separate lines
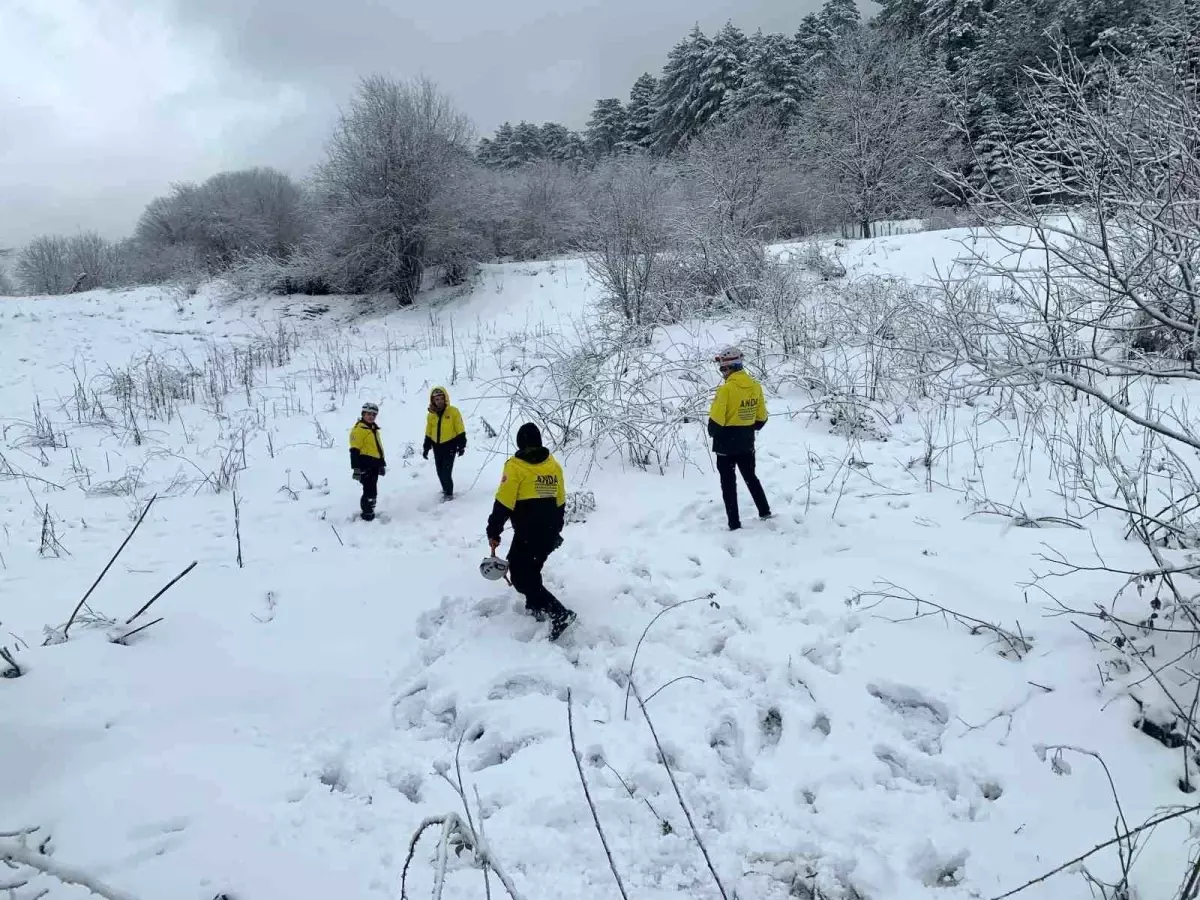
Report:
423,386,466,453
708,369,767,455
486,447,566,546
349,420,385,470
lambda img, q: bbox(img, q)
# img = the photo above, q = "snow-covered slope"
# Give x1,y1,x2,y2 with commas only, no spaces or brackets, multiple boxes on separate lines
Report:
1,232,1190,900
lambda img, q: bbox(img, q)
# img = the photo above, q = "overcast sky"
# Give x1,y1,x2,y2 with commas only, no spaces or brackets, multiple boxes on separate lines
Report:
0,0,857,249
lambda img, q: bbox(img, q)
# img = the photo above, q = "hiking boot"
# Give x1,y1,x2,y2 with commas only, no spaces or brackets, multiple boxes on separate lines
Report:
728,521,742,531
361,510,375,521
549,609,577,641
525,604,548,622
759,511,773,520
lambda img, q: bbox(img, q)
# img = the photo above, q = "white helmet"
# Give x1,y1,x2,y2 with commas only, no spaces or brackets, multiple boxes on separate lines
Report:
362,402,379,414
480,556,509,581
714,346,743,366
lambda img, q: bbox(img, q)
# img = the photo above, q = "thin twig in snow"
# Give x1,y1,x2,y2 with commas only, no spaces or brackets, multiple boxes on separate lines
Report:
632,680,730,900
110,617,164,645
624,591,716,720
567,690,630,900
989,802,1200,900
232,490,244,568
644,675,705,705
125,560,197,624
62,493,158,639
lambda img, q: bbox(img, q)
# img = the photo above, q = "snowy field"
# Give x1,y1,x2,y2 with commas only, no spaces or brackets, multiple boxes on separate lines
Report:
1,229,1194,900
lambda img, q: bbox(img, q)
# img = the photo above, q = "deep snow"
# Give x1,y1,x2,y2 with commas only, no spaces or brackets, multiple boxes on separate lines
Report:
1,230,1193,900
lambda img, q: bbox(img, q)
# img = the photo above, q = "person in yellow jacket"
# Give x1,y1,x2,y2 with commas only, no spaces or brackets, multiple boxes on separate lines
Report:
486,422,577,640
422,386,466,500
349,402,386,520
708,347,771,531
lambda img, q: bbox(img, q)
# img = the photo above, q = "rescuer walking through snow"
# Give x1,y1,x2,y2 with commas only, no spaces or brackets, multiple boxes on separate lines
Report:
708,347,771,530
486,422,577,640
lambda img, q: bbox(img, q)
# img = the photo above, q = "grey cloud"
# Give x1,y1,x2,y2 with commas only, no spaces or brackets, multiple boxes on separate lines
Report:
158,0,833,132
3,0,850,248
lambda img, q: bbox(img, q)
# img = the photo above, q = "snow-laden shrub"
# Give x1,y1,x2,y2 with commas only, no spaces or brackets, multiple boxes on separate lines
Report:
225,251,333,298
494,317,710,473
750,269,947,427
14,232,128,295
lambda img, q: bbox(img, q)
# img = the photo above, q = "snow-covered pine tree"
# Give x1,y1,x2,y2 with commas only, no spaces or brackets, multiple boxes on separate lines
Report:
921,0,994,72
621,73,659,152
585,99,628,156
820,0,862,39
727,30,807,125
486,123,517,169
476,137,498,167
538,122,577,162
875,0,930,38
795,13,827,67
652,25,713,153
691,21,749,129
507,121,545,167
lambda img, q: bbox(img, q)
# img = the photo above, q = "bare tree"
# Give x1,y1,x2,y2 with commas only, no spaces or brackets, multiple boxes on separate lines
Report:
581,156,679,325
792,31,941,239
675,108,793,303
312,75,475,305
509,160,587,259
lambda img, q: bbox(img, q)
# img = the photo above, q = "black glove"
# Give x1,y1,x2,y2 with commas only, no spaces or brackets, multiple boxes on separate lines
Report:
423,450,429,460
457,447,465,457
553,534,564,551
379,465,387,477
352,469,363,481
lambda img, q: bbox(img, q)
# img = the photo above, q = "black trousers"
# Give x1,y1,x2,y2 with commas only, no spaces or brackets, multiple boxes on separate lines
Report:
508,540,569,619
433,446,457,496
717,452,770,526
359,468,379,515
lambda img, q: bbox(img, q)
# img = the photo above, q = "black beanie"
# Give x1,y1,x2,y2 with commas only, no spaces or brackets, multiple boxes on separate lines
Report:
516,422,542,450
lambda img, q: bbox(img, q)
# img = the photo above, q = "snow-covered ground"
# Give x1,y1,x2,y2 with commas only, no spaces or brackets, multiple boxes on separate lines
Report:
1,230,1192,900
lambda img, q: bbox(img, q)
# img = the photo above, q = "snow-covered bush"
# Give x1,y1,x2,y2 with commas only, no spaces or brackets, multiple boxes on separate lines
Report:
793,241,846,281
134,167,307,274
495,318,709,473
671,109,792,305
485,160,588,261
749,266,946,422
582,156,681,326
14,232,127,295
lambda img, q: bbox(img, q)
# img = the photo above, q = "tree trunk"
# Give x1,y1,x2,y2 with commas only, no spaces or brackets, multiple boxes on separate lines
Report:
860,219,871,240
391,254,424,306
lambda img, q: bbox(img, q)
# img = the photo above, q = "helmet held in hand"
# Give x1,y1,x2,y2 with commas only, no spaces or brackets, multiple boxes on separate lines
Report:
480,556,509,581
